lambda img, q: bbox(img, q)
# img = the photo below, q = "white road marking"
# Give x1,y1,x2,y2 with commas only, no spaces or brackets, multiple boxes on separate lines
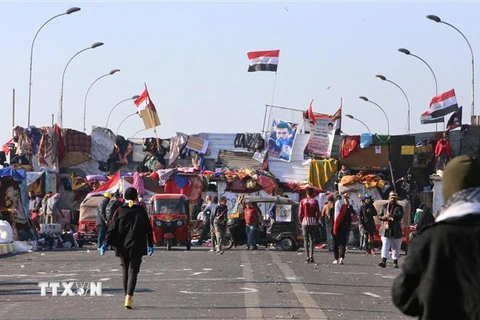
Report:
110,269,119,272
180,287,258,295
202,268,212,271
241,250,262,319
302,291,343,296
141,277,244,281
99,278,111,281
330,271,369,275
155,272,164,275
363,292,381,298
191,272,208,276
269,251,328,320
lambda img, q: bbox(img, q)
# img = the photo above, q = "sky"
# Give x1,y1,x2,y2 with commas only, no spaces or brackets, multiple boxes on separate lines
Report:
0,1,478,143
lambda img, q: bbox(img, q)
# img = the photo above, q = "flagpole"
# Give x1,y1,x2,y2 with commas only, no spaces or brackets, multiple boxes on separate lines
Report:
261,104,269,133
266,72,278,133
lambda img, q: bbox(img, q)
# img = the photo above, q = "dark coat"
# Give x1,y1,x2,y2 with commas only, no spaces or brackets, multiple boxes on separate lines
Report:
358,202,377,233
96,198,109,226
392,214,480,320
106,204,153,258
378,202,403,239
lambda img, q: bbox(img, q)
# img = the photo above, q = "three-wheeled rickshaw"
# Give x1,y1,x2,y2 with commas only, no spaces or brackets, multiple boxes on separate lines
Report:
77,195,103,248
228,195,302,251
150,194,191,250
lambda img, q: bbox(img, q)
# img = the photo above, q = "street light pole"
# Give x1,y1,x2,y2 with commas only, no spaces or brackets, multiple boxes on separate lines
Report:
398,48,438,95
105,95,140,128
359,96,390,135
375,75,411,134
59,42,104,127
27,7,81,127
83,69,121,132
116,112,139,135
345,114,372,133
427,14,475,124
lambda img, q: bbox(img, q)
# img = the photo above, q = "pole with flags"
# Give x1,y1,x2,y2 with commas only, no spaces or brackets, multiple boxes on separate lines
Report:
134,83,161,151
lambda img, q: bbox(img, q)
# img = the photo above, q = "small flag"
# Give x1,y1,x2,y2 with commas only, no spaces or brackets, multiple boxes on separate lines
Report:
134,84,161,130
307,99,316,125
2,138,13,155
429,89,459,118
420,110,444,124
446,106,462,130
247,50,280,72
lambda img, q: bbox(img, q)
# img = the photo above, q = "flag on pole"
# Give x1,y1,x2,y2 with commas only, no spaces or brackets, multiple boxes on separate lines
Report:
446,106,462,130
429,89,459,118
420,110,444,124
307,99,316,125
134,84,161,130
247,50,280,72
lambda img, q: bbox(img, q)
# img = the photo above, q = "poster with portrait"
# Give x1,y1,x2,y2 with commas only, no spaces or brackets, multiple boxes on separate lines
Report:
267,119,298,162
275,204,292,222
304,110,341,159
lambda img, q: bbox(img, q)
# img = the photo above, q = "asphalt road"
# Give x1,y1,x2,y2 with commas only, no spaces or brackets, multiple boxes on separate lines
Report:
0,245,414,320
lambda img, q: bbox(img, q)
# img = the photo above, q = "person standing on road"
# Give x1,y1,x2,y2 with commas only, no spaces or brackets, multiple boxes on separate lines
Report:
332,194,352,265
358,193,377,255
209,196,219,252
46,193,63,224
392,155,480,320
299,187,321,263
211,196,228,254
104,187,154,310
378,191,404,268
321,194,335,251
244,201,260,250
96,192,111,249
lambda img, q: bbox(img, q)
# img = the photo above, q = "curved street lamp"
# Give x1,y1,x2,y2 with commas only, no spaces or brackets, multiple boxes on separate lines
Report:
105,95,140,128
345,114,372,133
83,69,121,132
358,96,390,134
27,7,81,126
398,48,438,95
132,128,148,138
116,112,139,135
375,74,411,134
59,42,104,127
427,14,475,124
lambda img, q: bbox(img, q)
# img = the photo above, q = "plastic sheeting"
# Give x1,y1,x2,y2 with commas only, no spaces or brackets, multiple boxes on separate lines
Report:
90,126,116,162
26,171,44,187
0,167,26,181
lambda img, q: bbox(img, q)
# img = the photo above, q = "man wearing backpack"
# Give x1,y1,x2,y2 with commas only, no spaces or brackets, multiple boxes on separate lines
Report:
106,192,122,224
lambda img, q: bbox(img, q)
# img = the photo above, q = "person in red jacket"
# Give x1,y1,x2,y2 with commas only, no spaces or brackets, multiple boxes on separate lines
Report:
244,201,260,250
435,134,453,170
298,187,321,263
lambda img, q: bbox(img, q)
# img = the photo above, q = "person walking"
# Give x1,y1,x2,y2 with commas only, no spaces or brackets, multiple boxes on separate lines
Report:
104,187,153,310
46,193,62,224
392,155,480,320
332,193,352,265
96,192,111,249
209,196,219,252
358,193,377,255
244,201,260,250
321,194,335,251
211,196,228,254
299,187,321,263
378,191,404,268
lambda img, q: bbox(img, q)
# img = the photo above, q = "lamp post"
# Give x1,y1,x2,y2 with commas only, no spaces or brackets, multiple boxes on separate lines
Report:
427,14,475,124
345,114,372,133
375,74,411,134
27,7,81,127
116,112,139,135
83,69,121,132
59,42,104,127
359,96,390,134
398,48,438,95
132,128,148,138
105,95,140,128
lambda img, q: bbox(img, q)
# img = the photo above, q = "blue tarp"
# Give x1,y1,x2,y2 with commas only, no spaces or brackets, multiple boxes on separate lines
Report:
0,167,27,181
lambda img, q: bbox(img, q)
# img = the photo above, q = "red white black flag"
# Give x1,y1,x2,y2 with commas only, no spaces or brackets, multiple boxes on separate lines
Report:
247,50,280,72
420,110,444,124
134,84,161,129
446,106,462,130
429,89,458,118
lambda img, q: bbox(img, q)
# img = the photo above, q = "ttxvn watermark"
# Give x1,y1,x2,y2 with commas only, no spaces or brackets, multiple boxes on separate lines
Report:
38,281,103,296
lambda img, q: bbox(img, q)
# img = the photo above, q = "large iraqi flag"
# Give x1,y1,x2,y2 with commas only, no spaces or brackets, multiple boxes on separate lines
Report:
429,89,459,118
247,50,280,72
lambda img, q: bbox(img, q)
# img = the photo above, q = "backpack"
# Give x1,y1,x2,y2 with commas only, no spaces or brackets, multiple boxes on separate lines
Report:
106,200,120,221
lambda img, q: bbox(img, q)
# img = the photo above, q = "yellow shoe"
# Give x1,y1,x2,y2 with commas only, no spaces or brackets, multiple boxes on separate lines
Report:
124,295,133,309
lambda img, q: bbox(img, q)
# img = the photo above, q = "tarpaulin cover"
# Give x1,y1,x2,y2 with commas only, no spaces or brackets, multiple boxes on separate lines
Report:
0,167,26,181
90,126,116,162
26,172,44,187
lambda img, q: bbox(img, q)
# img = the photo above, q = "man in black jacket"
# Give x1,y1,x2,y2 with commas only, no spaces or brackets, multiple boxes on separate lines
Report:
358,193,377,255
378,191,403,268
96,192,111,249
392,155,480,320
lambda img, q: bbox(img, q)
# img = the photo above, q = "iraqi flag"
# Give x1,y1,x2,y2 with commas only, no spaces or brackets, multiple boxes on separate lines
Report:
429,89,459,118
85,171,121,200
420,110,444,124
247,50,280,72
134,84,161,129
446,106,462,130
307,99,316,125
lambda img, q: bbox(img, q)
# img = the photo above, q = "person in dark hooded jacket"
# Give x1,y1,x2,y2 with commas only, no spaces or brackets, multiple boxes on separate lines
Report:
104,187,153,310
392,155,480,320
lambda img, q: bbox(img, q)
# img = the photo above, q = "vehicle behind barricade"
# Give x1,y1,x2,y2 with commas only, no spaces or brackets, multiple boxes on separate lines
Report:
77,195,103,248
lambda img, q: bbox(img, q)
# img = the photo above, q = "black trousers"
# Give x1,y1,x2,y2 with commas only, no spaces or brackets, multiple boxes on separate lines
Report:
120,256,142,296
333,233,347,260
302,225,316,259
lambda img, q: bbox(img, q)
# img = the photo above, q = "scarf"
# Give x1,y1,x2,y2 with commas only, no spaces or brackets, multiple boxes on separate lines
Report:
333,204,347,235
436,187,480,222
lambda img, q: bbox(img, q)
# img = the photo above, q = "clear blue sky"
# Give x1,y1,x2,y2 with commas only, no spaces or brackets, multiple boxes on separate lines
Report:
0,1,477,143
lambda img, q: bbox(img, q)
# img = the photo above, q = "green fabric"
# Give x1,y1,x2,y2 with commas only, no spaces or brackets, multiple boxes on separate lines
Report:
307,159,338,189
442,155,480,201
373,134,391,145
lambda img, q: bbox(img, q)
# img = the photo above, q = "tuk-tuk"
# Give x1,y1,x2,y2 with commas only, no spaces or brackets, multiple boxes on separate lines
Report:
229,195,301,251
373,199,411,253
77,195,103,248
150,194,191,251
